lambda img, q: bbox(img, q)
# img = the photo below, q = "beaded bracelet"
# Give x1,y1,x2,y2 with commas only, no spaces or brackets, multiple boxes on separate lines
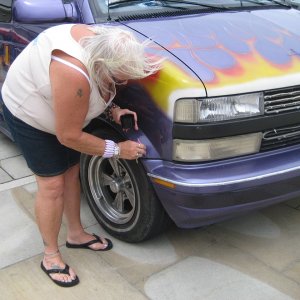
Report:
102,139,120,158
106,103,120,122
103,140,115,158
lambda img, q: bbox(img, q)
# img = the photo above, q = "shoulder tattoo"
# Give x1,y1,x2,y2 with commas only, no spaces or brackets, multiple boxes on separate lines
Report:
77,88,83,98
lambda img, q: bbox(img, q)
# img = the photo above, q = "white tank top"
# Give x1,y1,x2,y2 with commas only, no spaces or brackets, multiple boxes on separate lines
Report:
2,24,114,134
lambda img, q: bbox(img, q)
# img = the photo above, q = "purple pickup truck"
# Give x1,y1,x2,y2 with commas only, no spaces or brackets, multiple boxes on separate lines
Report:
1,0,300,242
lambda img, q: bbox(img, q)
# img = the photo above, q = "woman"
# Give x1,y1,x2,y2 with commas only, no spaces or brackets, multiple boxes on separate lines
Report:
2,24,162,287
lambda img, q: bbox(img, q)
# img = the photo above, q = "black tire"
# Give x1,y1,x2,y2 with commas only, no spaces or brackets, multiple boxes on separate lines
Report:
80,128,170,243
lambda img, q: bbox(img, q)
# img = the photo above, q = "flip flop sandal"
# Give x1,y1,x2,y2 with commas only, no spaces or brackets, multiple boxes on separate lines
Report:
66,233,113,251
41,261,79,287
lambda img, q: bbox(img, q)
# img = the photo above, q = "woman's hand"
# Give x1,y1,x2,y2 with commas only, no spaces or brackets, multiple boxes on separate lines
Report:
111,107,138,131
118,140,146,160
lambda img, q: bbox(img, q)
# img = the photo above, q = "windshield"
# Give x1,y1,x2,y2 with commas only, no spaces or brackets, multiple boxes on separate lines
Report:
91,0,291,22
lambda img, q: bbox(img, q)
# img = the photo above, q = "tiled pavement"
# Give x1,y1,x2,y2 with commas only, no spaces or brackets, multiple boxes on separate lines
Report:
0,132,34,190
1,131,300,299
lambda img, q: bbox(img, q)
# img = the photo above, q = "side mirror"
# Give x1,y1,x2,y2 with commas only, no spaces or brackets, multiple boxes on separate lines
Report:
13,0,78,23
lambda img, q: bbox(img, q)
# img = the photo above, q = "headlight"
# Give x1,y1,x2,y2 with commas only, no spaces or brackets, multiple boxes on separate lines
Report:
173,133,262,162
174,93,264,123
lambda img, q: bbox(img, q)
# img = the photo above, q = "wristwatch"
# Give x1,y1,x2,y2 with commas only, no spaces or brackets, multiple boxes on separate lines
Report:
114,143,120,158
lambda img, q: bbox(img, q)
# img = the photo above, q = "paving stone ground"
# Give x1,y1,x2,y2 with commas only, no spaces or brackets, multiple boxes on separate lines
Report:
1,131,300,300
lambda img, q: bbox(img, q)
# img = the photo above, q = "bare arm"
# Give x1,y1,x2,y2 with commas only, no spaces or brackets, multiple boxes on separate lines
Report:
50,51,146,159
50,51,106,156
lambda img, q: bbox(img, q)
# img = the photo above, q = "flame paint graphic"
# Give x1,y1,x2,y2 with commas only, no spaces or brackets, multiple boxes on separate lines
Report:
135,12,300,115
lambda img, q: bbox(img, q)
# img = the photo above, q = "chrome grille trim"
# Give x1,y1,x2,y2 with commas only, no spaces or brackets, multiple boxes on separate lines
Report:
264,91,300,100
264,87,300,115
261,124,300,151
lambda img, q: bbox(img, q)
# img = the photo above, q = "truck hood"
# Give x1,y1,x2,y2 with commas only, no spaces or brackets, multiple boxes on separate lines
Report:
124,8,300,96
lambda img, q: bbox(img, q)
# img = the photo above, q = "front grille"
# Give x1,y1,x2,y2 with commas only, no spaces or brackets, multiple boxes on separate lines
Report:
261,125,300,151
261,86,300,151
264,86,300,115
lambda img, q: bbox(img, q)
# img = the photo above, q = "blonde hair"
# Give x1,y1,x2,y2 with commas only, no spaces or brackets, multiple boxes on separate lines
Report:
80,25,163,97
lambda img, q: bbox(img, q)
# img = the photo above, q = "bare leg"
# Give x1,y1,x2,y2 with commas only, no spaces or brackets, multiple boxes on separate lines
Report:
35,174,76,283
63,164,109,250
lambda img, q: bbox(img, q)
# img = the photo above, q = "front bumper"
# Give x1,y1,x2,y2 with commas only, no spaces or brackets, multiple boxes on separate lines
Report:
143,145,300,228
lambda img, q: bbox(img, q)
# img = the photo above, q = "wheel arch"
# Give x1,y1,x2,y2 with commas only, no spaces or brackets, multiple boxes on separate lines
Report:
84,116,161,158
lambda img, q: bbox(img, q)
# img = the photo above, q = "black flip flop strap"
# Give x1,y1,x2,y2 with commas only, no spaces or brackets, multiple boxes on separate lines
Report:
46,264,70,275
84,234,103,247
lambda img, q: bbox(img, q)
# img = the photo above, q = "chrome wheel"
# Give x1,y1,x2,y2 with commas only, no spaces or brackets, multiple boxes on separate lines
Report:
80,128,170,242
88,156,136,225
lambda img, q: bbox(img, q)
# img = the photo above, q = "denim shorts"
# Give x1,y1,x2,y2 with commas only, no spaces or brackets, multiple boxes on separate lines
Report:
3,104,81,177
